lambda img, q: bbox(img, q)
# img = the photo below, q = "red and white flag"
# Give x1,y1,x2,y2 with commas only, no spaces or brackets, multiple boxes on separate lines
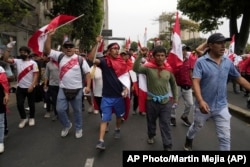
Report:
138,74,147,113
167,12,183,72
125,37,131,49
28,14,76,56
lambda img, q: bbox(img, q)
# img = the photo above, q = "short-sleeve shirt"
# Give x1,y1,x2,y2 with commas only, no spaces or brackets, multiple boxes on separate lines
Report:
193,53,240,111
99,58,123,97
13,59,39,88
49,50,90,89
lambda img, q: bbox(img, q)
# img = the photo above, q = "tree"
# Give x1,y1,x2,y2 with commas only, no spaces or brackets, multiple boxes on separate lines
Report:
0,0,30,24
47,0,104,52
177,0,250,54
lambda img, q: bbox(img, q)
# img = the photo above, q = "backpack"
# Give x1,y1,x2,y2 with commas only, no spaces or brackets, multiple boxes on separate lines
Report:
58,54,84,84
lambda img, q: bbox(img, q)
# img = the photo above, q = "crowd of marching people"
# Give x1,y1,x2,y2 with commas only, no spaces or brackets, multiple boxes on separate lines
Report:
1,32,250,154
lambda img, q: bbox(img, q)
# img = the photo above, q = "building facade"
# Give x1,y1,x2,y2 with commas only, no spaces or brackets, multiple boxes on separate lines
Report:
0,0,53,57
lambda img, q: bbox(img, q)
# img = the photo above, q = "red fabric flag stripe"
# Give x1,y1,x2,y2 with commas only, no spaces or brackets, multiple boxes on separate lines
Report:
17,64,33,82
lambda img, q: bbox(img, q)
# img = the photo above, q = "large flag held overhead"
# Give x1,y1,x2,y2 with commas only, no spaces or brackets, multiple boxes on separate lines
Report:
28,14,77,56
167,12,183,73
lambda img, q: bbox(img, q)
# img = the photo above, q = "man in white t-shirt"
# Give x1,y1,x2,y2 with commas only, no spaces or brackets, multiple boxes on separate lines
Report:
4,46,39,128
44,29,91,139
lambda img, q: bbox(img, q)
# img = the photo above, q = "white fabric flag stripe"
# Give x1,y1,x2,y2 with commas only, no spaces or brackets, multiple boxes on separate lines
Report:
170,32,183,62
138,74,147,92
129,70,137,82
38,25,48,53
118,72,131,97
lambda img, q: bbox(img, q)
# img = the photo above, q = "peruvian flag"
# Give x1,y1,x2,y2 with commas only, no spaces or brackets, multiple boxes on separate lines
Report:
138,74,147,113
228,34,235,61
167,12,183,72
125,37,131,49
28,14,76,56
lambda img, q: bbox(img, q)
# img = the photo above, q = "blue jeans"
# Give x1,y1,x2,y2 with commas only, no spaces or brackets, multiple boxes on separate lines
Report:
0,113,4,143
56,88,83,131
186,106,231,150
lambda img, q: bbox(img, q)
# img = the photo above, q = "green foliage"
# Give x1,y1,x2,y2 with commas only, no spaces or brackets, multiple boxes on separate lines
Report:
48,0,104,52
0,0,30,25
177,0,250,54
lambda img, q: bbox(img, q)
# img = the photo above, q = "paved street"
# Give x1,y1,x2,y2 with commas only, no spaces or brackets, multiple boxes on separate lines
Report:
0,83,250,167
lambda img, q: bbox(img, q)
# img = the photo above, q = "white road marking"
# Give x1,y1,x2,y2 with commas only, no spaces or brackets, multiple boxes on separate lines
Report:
84,158,94,167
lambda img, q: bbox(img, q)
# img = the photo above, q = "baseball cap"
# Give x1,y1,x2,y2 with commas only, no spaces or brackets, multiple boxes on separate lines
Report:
63,41,75,48
207,33,231,44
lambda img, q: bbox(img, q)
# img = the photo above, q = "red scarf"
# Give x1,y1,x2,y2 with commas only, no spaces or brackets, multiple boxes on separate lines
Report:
144,59,173,78
105,55,130,77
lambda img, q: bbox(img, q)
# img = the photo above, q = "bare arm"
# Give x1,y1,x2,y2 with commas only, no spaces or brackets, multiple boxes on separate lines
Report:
87,35,103,65
195,41,207,57
44,30,56,56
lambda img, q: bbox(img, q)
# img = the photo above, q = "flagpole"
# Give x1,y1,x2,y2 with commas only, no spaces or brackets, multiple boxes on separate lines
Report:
93,19,105,62
54,13,85,31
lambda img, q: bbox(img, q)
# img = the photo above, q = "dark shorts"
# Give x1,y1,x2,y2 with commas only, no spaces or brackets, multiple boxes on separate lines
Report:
100,97,125,121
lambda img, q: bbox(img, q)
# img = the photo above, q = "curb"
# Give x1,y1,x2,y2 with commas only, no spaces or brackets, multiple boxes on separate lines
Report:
228,103,250,123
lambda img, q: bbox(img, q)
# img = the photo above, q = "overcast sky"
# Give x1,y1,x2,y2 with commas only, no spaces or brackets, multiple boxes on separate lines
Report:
108,0,232,44
108,0,178,44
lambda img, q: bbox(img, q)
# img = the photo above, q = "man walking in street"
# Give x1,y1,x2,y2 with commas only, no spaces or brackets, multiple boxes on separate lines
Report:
44,29,91,139
184,33,250,151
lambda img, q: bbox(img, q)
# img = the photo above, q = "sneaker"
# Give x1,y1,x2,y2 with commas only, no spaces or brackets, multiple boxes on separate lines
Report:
75,129,83,138
147,137,154,144
181,116,191,127
114,129,121,139
0,143,4,153
44,112,51,118
25,107,30,111
139,112,146,116
18,118,28,128
61,123,72,137
93,110,99,114
132,111,137,115
96,141,106,150
184,136,193,151
29,118,35,126
170,117,176,126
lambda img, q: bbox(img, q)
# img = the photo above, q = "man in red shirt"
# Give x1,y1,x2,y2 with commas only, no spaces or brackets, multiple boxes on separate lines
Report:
172,45,195,127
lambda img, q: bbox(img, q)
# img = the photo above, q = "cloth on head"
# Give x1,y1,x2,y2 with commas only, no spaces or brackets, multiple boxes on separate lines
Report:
207,33,231,44
107,42,120,50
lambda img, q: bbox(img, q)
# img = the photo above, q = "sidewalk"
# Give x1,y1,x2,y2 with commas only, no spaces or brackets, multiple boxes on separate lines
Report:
227,84,250,123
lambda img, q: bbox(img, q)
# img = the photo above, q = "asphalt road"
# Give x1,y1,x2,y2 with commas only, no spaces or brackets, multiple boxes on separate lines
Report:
0,89,250,167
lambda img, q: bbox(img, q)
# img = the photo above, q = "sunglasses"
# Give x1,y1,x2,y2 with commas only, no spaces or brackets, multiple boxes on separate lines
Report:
63,45,74,49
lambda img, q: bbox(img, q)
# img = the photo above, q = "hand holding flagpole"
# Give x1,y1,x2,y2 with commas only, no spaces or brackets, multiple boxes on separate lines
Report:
93,20,105,63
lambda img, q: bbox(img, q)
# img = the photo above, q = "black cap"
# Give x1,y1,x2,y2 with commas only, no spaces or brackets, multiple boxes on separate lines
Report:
207,33,231,44
63,41,75,47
